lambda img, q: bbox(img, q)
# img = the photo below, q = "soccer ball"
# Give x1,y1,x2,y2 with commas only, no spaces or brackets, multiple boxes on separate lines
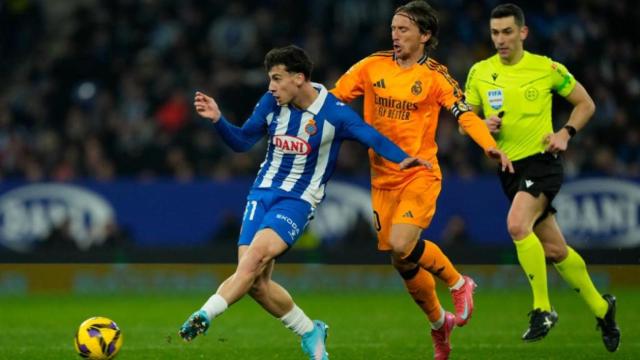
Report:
74,316,123,359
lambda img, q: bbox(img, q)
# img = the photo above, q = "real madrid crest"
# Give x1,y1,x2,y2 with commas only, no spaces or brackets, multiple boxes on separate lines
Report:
304,119,317,136
411,80,422,95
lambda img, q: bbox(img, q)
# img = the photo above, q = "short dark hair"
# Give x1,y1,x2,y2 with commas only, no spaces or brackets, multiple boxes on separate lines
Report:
264,45,313,80
394,1,439,52
491,3,525,27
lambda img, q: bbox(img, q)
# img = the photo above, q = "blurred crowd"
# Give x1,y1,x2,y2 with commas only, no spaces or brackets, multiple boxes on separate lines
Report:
1,0,639,182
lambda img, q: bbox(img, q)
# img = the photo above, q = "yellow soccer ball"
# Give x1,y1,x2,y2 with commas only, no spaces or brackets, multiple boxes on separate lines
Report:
74,316,123,359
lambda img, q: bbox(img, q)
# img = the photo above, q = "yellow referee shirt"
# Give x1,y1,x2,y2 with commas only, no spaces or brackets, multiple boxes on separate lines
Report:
465,51,576,161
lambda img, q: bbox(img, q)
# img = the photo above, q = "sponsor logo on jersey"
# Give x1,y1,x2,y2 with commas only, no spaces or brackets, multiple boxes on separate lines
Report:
373,94,418,120
273,135,311,155
373,79,386,88
0,184,115,252
487,89,503,110
276,213,300,240
555,178,640,248
373,94,418,111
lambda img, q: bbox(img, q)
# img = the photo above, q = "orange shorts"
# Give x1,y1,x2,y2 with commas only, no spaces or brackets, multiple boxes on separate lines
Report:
371,175,441,251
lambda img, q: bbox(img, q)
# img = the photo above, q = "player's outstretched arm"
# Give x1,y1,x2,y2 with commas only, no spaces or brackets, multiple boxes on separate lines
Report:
345,117,432,170
194,91,266,152
458,112,501,135
194,91,222,122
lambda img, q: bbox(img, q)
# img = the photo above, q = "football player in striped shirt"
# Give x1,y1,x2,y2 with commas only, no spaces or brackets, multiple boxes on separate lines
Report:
179,45,430,360
332,1,514,359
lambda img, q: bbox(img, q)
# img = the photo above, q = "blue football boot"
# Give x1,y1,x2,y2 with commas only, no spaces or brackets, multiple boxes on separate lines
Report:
301,320,329,360
179,310,210,342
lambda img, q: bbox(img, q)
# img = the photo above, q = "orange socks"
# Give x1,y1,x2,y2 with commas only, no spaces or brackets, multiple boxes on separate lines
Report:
404,240,462,287
400,266,442,322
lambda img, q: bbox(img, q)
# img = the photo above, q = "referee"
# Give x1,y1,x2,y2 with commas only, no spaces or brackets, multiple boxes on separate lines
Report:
463,3,620,352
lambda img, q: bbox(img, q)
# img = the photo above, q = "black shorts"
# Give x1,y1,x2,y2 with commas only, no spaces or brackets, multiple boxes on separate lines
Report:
498,152,563,221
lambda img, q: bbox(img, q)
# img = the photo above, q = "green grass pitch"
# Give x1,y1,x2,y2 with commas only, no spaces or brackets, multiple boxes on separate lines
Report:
1,287,637,359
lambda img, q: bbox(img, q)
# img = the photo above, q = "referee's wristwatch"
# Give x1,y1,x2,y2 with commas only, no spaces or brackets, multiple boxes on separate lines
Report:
563,125,577,137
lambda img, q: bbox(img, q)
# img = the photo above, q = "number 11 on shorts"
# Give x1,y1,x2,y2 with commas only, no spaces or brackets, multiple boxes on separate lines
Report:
244,200,258,221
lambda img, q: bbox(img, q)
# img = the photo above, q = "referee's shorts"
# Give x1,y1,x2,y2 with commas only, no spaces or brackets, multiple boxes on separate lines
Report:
498,152,563,223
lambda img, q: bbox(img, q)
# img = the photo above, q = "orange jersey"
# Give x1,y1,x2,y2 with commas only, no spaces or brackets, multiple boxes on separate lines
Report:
331,51,496,189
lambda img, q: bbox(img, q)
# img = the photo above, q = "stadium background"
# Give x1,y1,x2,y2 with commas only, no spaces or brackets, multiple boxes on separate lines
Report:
1,0,639,359
1,0,639,262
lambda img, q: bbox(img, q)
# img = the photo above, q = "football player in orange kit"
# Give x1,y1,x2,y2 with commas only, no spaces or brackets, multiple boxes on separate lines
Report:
331,1,513,359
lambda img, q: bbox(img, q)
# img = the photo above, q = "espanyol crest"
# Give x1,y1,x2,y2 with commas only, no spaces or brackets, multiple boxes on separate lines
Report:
487,89,503,110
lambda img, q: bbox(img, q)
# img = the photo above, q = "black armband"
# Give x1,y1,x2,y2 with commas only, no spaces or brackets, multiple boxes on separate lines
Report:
563,125,577,137
450,100,471,119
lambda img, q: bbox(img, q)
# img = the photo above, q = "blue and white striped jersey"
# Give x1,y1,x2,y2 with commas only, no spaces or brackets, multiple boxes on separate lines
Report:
213,83,408,206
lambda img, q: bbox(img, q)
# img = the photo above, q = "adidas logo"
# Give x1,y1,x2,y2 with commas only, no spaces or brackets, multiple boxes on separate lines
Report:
525,179,534,188
373,79,386,88
402,210,414,218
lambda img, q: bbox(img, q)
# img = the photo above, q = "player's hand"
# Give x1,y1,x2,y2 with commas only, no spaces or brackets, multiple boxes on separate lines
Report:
194,91,221,122
487,147,514,173
399,157,433,170
544,130,570,154
484,111,503,134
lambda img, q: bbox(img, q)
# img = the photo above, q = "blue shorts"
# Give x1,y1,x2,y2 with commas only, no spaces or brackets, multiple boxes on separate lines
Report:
238,190,315,247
